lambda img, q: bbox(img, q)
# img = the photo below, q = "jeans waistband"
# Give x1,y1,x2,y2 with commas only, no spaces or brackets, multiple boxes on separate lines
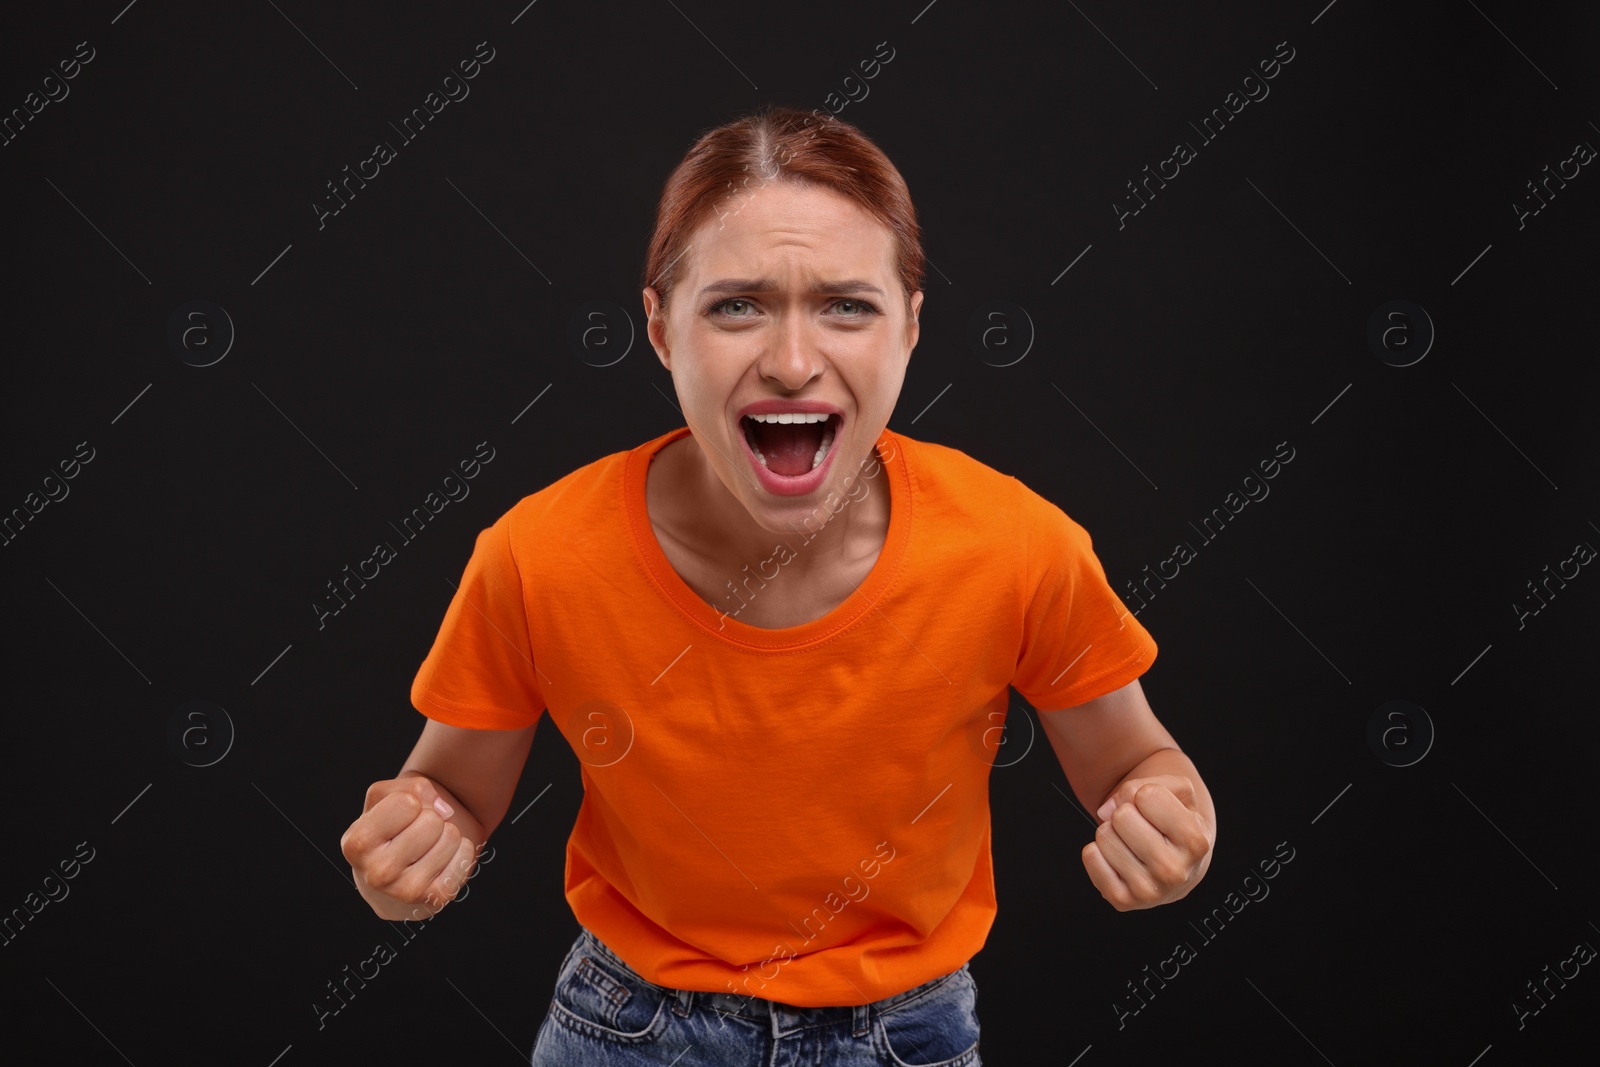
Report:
574,926,965,1039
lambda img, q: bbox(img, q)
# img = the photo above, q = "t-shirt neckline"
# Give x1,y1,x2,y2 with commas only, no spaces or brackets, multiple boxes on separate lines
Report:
624,425,912,650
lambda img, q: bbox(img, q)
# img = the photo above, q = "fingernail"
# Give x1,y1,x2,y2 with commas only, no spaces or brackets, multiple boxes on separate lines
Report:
1097,799,1116,820
433,797,454,818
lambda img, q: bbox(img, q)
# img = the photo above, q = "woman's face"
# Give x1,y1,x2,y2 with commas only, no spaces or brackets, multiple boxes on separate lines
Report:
643,180,923,537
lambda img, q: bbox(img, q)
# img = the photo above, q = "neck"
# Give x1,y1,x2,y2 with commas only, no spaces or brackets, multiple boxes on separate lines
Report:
678,433,885,578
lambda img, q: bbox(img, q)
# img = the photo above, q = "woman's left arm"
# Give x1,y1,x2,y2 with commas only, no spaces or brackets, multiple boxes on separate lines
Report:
1037,678,1217,911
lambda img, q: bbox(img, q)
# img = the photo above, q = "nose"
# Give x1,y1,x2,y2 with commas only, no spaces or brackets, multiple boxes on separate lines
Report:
758,309,824,392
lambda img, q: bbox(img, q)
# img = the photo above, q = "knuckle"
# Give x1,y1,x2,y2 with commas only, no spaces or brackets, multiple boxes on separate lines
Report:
1153,858,1186,885
340,823,373,863
390,871,429,904
365,855,403,889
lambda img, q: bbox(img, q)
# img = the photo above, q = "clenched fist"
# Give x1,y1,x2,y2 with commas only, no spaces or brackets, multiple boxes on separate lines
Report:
1082,774,1213,912
340,774,484,921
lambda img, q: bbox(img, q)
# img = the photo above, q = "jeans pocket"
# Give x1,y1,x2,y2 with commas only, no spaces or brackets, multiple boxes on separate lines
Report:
876,966,981,1067
549,950,670,1046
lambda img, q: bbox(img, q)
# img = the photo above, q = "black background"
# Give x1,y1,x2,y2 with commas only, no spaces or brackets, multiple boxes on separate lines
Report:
3,1,1597,1063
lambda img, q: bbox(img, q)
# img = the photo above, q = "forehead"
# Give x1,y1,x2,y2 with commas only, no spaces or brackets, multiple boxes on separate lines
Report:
683,180,896,281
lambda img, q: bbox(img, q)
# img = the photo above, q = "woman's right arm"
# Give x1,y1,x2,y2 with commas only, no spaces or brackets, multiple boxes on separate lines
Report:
341,716,539,920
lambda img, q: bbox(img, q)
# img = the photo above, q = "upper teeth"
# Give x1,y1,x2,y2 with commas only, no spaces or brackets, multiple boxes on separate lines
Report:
747,412,831,424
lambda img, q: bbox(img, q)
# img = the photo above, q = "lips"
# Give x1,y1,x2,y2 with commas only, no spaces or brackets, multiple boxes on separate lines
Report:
736,399,846,421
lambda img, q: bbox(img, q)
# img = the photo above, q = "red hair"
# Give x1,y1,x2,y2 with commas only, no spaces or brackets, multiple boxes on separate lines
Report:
641,104,924,315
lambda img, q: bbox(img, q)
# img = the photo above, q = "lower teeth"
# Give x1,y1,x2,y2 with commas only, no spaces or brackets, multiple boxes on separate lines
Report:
751,424,836,474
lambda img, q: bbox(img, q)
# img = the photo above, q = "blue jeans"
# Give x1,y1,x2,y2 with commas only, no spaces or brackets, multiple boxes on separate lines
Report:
528,925,983,1066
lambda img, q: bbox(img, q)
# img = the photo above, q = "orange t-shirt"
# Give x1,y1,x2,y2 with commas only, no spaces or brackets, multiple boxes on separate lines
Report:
410,425,1157,1007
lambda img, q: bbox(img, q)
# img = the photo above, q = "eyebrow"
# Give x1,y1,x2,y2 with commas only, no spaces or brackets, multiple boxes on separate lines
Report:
698,278,887,298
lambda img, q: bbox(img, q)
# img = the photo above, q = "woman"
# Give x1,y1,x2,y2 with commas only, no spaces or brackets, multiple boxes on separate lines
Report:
340,104,1216,1065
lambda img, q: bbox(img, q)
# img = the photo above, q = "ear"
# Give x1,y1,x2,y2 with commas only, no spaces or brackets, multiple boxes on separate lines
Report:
643,286,671,371
905,290,924,355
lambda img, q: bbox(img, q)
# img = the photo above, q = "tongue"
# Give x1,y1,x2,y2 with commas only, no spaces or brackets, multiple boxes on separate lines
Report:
753,420,825,477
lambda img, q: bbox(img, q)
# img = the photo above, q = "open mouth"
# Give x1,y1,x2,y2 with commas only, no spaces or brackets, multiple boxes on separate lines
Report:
740,413,840,477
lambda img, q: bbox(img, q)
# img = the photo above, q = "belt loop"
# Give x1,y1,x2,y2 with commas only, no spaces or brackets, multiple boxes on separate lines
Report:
673,987,694,1018
852,1002,871,1037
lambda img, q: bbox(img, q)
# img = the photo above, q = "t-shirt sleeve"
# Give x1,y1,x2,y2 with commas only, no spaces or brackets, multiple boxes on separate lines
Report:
409,510,546,730
1010,482,1157,711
